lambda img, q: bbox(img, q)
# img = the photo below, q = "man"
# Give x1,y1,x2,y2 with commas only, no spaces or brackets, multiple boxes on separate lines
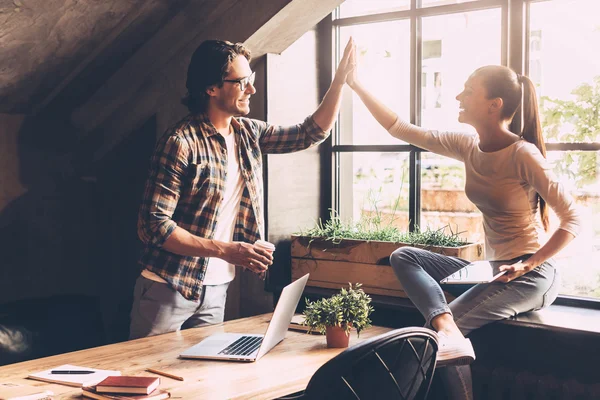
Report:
129,38,355,339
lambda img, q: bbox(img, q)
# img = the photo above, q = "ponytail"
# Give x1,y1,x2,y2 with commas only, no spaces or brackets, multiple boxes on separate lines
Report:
520,75,549,231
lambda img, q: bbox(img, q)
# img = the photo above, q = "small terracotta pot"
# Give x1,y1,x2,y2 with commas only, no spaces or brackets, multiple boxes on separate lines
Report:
326,325,350,348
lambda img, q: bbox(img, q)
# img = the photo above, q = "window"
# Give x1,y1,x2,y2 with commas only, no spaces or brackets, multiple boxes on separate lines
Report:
338,21,410,145
528,0,600,299
329,0,600,301
338,0,410,18
421,0,481,8
338,152,410,224
421,9,501,130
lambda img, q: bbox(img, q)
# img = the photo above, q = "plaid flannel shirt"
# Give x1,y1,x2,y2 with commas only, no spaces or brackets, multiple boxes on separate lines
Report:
137,113,328,301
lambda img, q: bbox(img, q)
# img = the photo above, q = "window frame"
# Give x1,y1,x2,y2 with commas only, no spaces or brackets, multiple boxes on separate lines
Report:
323,0,600,308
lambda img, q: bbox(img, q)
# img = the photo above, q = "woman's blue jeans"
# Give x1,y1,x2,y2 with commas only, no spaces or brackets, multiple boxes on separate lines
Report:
389,247,560,400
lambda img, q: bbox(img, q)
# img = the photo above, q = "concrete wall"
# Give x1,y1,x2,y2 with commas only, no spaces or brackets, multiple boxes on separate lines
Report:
0,114,100,305
0,114,27,212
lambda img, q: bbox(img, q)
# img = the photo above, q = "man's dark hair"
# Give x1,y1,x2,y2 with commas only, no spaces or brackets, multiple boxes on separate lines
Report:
182,40,251,114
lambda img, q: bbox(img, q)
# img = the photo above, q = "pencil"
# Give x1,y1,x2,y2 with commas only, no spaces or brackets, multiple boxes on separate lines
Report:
146,368,185,381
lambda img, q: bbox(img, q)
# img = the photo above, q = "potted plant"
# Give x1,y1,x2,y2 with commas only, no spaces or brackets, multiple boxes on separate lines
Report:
302,283,374,348
291,212,483,299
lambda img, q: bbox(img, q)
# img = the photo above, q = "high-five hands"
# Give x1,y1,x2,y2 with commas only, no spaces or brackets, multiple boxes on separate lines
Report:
496,260,534,283
345,40,358,89
221,242,273,274
333,37,356,86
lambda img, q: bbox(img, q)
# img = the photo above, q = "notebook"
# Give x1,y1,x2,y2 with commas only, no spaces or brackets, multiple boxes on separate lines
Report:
27,364,121,388
179,273,309,362
439,260,509,284
288,314,311,333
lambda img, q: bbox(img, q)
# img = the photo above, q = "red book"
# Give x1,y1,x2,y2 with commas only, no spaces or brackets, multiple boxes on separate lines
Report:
82,386,170,400
95,376,160,395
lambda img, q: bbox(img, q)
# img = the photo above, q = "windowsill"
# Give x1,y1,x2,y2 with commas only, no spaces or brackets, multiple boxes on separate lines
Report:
504,304,600,335
302,287,600,337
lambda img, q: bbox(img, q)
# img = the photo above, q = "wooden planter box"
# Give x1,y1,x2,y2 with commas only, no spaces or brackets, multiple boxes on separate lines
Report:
291,235,484,298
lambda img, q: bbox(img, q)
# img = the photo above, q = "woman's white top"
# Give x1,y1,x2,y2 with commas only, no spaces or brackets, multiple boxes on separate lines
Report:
389,118,581,261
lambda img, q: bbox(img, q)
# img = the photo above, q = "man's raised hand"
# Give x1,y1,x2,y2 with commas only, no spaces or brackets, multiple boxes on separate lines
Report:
333,37,356,86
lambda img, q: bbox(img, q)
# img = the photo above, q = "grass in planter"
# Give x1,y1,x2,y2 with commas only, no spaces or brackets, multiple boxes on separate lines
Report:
298,211,469,247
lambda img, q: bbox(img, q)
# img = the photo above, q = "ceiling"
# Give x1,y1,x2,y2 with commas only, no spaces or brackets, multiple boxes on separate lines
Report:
0,0,344,143
0,0,189,114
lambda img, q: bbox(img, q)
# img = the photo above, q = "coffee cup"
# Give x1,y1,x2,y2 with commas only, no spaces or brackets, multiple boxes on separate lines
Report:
254,240,275,253
254,240,275,280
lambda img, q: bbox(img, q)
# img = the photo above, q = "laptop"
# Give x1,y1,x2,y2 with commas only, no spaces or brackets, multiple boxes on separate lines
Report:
179,273,309,362
439,260,509,285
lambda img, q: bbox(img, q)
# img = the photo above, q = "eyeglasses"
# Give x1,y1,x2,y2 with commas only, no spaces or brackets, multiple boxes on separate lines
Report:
223,71,256,91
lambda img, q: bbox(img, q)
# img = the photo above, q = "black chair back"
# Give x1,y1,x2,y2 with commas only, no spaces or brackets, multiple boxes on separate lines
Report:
303,327,438,400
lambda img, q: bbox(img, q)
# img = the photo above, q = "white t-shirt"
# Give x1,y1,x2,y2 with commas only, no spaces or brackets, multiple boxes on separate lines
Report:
203,131,244,285
388,118,581,261
142,130,244,285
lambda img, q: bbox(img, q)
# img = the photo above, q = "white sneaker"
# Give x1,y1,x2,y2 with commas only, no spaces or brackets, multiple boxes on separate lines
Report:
436,331,476,367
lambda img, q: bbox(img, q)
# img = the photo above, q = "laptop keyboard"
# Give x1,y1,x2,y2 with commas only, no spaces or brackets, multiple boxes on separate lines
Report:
219,336,263,356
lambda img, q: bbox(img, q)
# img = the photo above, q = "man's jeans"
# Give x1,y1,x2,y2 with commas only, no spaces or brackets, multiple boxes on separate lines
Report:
390,247,560,400
129,275,230,340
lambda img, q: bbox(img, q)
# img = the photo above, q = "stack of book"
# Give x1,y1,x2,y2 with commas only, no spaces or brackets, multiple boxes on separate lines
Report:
82,376,170,400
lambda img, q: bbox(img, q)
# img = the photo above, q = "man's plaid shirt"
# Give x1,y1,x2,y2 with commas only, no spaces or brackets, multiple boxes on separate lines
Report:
137,113,328,301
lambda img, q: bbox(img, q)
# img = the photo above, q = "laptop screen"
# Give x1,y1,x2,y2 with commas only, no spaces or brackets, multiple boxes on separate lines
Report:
256,274,309,360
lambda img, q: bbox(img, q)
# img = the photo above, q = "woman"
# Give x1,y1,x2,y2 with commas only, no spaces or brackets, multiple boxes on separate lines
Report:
347,54,581,399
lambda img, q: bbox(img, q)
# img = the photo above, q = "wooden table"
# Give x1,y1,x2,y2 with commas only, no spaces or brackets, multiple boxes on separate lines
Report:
0,314,392,399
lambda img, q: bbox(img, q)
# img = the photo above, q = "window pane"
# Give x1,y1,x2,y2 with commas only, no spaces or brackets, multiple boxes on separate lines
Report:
338,0,410,19
338,152,410,231
421,9,502,131
531,0,600,143
420,153,483,244
339,21,410,145
542,151,600,299
421,0,480,8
